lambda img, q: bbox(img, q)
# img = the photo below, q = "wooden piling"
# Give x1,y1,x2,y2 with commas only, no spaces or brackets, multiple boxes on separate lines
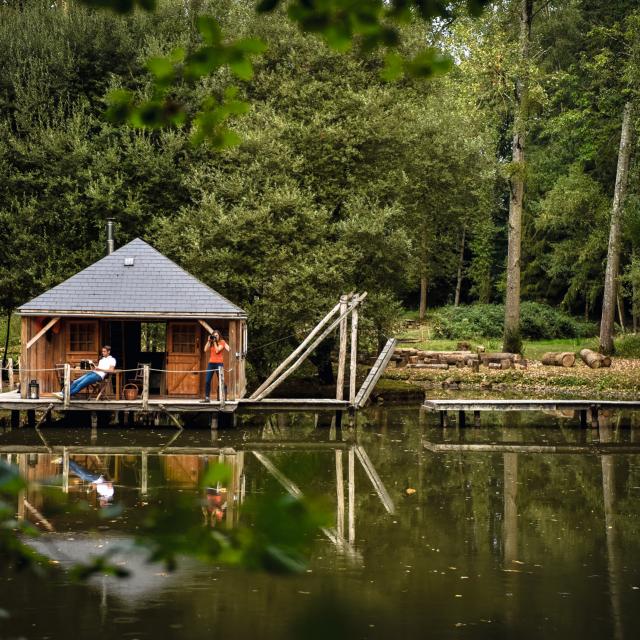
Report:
63,364,71,409
349,305,359,405
142,364,150,412
474,410,481,427
336,294,348,400
458,410,466,428
590,406,599,429
580,409,587,428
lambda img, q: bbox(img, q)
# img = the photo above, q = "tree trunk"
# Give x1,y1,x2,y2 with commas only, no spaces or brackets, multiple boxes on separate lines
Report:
600,101,635,355
503,0,533,355
2,310,11,369
454,227,466,307
419,272,427,321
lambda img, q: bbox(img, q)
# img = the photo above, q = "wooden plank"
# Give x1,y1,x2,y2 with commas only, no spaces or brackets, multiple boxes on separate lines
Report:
349,306,359,404
142,364,150,412
250,300,342,399
25,317,60,350
354,445,395,514
336,295,349,401
353,338,397,408
63,364,70,409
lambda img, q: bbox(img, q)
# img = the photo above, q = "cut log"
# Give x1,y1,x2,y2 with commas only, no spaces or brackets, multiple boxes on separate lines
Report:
579,349,602,369
600,355,612,368
480,352,516,365
501,359,512,369
541,352,576,367
488,362,502,369
409,356,419,364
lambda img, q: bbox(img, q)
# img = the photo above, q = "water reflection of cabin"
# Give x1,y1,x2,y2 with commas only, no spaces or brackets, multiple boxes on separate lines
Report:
18,238,247,401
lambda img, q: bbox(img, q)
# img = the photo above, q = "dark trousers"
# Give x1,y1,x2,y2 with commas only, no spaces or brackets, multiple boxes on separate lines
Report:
204,363,224,398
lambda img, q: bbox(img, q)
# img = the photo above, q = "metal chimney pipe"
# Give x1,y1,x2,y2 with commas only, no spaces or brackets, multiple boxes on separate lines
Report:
106,218,115,255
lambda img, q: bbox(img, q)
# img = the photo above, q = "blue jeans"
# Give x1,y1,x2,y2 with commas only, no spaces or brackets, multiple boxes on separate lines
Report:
68,460,102,483
204,363,224,398
69,371,102,396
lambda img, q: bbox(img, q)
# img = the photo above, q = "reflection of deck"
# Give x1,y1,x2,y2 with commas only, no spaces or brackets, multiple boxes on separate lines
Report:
423,398,640,427
423,440,640,455
0,390,350,413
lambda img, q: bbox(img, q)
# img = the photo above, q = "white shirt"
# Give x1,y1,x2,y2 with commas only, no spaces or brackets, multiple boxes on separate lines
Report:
96,355,116,380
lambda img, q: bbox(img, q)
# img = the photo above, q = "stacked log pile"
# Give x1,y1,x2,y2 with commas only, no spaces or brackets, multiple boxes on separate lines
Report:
393,348,524,370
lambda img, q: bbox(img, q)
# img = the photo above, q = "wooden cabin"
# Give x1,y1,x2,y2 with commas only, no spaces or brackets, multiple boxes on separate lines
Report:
17,238,247,401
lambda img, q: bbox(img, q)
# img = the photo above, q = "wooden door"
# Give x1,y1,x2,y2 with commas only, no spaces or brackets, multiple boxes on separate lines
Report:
166,323,202,396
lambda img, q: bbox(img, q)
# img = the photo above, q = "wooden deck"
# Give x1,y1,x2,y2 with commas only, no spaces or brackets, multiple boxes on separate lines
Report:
0,390,350,414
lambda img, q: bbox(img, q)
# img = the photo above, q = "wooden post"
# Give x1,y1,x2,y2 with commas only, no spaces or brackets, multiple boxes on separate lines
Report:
250,300,342,399
255,293,367,400
141,451,148,496
348,446,355,544
8,358,14,391
0,360,3,392
63,364,71,409
458,410,466,428
336,294,349,400
219,367,225,410
349,305,359,405
142,364,150,412
590,406,599,429
474,411,481,427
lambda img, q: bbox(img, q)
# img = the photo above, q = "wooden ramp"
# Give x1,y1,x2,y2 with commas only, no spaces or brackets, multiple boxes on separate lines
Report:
354,338,397,409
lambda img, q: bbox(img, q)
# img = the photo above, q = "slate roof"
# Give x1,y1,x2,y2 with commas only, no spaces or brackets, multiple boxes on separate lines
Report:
18,238,246,318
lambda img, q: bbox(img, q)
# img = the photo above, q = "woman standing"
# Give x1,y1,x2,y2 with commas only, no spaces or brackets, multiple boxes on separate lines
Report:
201,330,227,402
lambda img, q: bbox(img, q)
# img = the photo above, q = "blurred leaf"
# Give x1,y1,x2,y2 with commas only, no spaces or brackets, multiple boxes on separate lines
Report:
201,463,232,488
197,16,222,45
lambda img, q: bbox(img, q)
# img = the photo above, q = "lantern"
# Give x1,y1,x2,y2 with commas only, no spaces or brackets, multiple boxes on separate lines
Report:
28,379,40,400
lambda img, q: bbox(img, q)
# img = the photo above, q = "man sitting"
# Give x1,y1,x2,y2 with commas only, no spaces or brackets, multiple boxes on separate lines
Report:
53,345,116,400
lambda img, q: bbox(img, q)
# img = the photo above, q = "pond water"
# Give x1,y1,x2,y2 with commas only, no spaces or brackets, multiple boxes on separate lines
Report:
1,406,640,639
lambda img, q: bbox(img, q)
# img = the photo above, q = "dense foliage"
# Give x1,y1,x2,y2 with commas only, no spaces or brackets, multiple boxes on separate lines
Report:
429,302,596,340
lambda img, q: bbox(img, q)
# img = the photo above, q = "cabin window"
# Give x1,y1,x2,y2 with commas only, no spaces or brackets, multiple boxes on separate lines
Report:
68,321,98,353
171,325,197,353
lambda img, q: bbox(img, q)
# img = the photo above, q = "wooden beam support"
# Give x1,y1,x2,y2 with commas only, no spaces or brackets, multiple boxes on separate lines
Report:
349,305,359,405
250,300,343,399
255,293,367,401
25,317,60,350
63,364,70,409
336,294,349,400
354,445,395,515
142,364,150,412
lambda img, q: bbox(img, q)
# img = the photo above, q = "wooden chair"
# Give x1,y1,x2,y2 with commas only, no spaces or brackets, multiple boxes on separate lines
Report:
90,373,113,401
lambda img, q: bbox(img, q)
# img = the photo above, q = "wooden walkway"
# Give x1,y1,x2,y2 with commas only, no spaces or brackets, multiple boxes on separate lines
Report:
423,398,640,427
423,440,640,455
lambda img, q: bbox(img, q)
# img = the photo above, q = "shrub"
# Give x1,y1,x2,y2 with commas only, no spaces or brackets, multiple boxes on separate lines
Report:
614,334,640,358
429,303,596,340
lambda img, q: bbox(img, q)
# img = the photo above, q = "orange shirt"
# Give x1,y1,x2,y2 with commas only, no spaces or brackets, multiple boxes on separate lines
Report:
209,340,227,364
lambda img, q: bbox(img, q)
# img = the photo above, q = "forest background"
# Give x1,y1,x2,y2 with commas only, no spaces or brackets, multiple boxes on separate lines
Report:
1,0,639,382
